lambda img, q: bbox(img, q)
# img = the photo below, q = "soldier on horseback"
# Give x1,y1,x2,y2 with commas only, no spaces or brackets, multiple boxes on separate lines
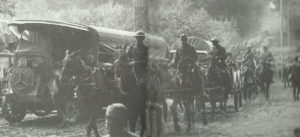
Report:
168,34,198,132
241,45,256,101
170,34,197,86
261,45,274,82
128,31,149,86
209,38,232,91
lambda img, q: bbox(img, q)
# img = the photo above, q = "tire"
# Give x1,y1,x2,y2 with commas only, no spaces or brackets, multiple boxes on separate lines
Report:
2,96,26,123
63,99,82,123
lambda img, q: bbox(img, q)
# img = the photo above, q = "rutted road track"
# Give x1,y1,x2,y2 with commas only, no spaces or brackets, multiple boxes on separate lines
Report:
0,81,299,137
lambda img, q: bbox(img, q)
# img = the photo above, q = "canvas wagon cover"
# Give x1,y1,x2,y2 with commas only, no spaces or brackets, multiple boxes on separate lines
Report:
93,27,169,64
170,37,213,54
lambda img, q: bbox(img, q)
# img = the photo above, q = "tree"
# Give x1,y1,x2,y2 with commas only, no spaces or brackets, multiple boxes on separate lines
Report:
0,0,15,18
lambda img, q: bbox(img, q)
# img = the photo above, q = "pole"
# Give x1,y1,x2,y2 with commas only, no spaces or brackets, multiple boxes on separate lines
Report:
133,0,135,31
287,0,290,52
280,0,283,81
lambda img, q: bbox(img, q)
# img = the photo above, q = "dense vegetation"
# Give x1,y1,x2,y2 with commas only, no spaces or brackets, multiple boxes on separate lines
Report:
1,0,299,54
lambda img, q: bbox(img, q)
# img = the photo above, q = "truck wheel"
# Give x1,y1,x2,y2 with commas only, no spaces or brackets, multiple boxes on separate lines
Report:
2,96,26,123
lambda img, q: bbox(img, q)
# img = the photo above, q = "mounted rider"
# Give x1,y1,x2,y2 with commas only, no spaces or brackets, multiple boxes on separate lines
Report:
260,45,274,82
128,31,149,86
209,38,232,91
169,34,197,87
242,44,256,84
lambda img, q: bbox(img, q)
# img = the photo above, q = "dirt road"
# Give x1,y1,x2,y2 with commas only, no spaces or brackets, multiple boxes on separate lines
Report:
164,82,300,137
0,81,299,137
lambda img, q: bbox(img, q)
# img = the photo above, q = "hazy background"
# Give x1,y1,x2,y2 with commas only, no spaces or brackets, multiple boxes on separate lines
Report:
1,0,300,61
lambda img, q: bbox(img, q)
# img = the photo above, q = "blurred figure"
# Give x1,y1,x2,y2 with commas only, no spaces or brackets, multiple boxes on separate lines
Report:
295,128,300,137
104,103,138,137
261,45,274,82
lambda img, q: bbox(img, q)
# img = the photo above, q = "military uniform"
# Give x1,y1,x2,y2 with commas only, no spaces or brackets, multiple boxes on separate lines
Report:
243,50,255,70
209,38,232,91
261,51,273,67
211,45,227,67
173,43,197,87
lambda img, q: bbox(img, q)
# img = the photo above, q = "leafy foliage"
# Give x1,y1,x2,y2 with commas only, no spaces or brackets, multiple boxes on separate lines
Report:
0,0,15,18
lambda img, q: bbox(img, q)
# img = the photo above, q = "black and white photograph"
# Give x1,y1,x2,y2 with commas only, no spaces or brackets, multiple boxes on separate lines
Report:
0,0,300,137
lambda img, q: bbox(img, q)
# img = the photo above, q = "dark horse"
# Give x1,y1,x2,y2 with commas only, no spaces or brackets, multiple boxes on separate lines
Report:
165,64,206,133
58,56,123,137
206,56,232,116
113,48,147,137
241,65,256,102
288,63,300,101
256,60,273,100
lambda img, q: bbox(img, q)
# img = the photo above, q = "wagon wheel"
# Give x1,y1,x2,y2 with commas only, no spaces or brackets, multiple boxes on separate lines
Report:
63,98,82,123
2,96,26,123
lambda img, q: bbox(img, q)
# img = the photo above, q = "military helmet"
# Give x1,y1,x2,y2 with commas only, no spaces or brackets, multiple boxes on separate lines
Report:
134,31,147,37
210,37,220,43
106,103,128,118
180,34,188,41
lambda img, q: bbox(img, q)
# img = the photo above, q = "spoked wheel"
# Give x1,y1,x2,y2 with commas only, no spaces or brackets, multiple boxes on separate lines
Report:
63,99,82,123
2,96,26,123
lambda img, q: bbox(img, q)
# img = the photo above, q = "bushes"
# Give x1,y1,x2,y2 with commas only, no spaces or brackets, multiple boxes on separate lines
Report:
12,0,239,47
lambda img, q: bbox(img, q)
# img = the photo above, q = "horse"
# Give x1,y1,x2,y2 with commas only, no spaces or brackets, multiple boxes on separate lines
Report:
289,64,300,101
241,64,256,102
113,48,147,137
58,55,123,137
282,64,292,88
205,56,232,117
163,63,206,133
256,60,273,100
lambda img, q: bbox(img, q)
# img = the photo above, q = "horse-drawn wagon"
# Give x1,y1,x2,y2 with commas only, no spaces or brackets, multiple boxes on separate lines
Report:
1,20,170,126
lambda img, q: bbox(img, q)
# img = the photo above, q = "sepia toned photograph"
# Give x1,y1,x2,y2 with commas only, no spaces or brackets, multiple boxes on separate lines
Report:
0,0,299,137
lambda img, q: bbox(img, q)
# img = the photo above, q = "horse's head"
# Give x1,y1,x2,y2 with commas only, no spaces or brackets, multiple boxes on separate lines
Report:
113,49,130,78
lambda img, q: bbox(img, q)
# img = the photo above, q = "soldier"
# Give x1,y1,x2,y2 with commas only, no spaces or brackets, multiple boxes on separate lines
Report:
104,103,138,137
169,34,197,86
261,46,274,67
243,45,256,70
242,45,256,83
261,45,274,82
210,38,227,68
209,38,232,91
169,34,197,132
128,31,149,85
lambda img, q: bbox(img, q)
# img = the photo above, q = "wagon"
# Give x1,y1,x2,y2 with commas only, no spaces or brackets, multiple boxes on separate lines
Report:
2,20,169,123
167,37,241,113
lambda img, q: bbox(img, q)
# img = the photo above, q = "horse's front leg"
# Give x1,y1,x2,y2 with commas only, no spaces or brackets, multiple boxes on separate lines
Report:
210,100,216,119
293,86,297,101
170,98,181,132
87,112,100,137
183,98,194,133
